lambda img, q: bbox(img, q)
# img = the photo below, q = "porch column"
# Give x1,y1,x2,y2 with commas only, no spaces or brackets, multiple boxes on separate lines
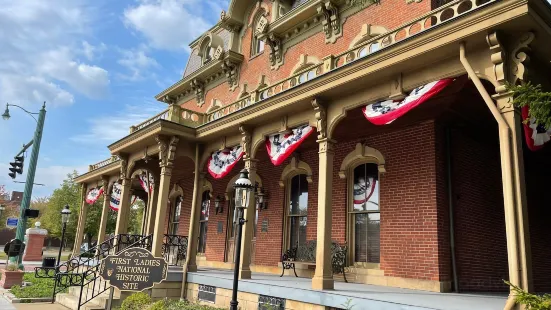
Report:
96,177,111,245
114,177,132,235
185,144,203,272
495,93,533,291
145,182,159,236
312,138,335,290
239,158,257,279
72,184,87,256
152,136,179,257
312,98,334,290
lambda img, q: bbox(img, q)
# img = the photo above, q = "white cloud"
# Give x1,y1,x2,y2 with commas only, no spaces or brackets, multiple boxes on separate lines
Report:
0,0,110,107
123,0,213,50
82,41,107,61
71,102,166,144
117,46,160,81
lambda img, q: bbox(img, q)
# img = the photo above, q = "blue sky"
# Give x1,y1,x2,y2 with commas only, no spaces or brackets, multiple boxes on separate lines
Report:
0,0,228,198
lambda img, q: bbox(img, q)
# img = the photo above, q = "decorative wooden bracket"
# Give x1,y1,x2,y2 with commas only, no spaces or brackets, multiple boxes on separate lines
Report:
389,73,406,100
318,0,341,44
312,98,327,140
266,33,283,69
190,79,205,107
222,60,240,91
239,125,252,159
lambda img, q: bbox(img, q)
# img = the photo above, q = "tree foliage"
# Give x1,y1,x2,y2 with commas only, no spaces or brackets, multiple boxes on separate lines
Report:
506,281,551,310
507,82,551,129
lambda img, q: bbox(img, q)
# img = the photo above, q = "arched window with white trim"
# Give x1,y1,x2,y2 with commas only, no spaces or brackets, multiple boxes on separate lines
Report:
340,143,386,265
198,190,210,254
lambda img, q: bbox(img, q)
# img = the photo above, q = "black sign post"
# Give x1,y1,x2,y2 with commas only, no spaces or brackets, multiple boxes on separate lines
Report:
99,247,167,292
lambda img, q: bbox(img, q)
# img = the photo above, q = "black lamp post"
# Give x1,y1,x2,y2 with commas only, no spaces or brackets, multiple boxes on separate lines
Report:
230,169,253,310
57,205,71,266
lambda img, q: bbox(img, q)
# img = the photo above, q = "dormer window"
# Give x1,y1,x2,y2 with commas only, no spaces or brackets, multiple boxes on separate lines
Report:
202,38,214,64
251,12,267,57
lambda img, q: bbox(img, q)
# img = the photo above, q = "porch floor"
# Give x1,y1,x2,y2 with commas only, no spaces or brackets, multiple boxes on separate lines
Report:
179,268,507,310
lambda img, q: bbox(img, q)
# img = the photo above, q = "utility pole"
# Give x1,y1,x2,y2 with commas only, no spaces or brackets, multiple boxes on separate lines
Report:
5,103,47,268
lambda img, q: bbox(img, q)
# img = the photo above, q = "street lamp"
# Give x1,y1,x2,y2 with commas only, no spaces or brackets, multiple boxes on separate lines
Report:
57,205,71,267
230,169,253,310
3,102,47,268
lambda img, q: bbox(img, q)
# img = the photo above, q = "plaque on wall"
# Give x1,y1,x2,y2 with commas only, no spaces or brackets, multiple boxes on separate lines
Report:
261,219,269,232
217,221,223,234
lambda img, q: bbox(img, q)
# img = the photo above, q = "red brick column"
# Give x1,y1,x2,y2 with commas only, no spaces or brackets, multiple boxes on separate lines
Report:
23,224,48,262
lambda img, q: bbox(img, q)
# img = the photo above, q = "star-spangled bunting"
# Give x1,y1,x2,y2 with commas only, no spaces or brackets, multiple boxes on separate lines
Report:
207,145,244,179
363,79,453,125
266,125,314,166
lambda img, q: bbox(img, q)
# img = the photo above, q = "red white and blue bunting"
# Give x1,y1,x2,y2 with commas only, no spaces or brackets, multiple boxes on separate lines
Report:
266,125,314,166
86,187,104,205
138,173,154,193
110,183,122,211
109,183,138,211
353,177,377,206
363,79,454,125
522,106,551,151
207,145,244,179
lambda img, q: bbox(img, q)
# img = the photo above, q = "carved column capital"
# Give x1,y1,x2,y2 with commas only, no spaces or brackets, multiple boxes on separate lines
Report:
312,98,327,140
119,154,129,181
156,135,179,174
317,138,336,154
239,125,252,159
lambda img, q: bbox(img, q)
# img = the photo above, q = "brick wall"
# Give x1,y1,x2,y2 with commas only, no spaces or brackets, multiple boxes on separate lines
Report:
179,0,432,111
524,144,551,292
168,119,451,283
449,128,508,292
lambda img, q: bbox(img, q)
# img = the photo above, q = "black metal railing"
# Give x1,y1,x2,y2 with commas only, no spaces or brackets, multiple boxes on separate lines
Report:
76,234,153,309
162,234,188,266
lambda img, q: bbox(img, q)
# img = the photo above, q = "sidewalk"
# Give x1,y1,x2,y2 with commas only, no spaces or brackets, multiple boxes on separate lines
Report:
13,303,68,310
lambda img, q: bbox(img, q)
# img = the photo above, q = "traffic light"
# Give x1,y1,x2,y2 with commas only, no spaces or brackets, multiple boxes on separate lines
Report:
8,156,24,179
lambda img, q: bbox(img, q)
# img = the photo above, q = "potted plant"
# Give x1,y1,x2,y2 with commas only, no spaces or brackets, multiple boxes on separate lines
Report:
0,263,24,289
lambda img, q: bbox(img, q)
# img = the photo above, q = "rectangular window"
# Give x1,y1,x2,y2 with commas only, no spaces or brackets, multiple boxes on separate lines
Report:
198,284,216,303
287,174,308,249
351,164,380,263
198,191,210,254
169,196,182,235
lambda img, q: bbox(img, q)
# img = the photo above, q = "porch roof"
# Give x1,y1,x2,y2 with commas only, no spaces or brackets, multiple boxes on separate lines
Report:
171,268,507,310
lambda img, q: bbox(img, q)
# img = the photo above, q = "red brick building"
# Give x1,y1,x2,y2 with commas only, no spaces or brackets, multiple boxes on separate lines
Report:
69,0,551,309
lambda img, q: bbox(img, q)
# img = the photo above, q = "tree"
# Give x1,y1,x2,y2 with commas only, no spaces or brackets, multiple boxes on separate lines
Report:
29,197,50,228
41,171,82,248
128,199,145,235
507,82,551,129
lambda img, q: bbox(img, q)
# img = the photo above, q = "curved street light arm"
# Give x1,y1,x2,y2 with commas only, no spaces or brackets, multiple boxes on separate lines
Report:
6,104,39,122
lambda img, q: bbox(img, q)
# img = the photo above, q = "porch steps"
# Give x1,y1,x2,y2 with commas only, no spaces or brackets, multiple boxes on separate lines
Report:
55,282,121,310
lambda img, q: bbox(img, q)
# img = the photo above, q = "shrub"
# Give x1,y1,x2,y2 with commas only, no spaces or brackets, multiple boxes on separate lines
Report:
10,273,60,298
6,264,19,271
506,281,551,310
120,292,152,310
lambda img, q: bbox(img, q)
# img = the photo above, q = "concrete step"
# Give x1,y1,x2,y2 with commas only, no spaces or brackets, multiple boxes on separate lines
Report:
68,285,121,299
55,293,106,310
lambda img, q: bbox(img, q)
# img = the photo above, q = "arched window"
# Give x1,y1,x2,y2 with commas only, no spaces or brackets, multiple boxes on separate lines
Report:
169,196,183,235
198,191,210,254
351,164,380,263
287,174,308,249
200,38,214,65
340,143,386,265
251,13,266,57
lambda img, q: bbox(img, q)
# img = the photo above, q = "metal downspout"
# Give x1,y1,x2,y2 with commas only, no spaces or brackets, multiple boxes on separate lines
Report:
445,128,459,293
459,43,520,310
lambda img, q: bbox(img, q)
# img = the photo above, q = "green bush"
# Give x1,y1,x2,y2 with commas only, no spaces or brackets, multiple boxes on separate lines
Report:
506,281,551,310
10,273,61,298
144,299,223,310
120,292,152,310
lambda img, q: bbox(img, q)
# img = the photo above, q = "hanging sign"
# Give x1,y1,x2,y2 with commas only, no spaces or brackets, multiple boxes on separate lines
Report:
522,106,551,151
207,145,244,179
110,183,122,211
99,247,167,291
363,79,453,125
86,187,104,205
138,173,154,193
266,125,314,166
